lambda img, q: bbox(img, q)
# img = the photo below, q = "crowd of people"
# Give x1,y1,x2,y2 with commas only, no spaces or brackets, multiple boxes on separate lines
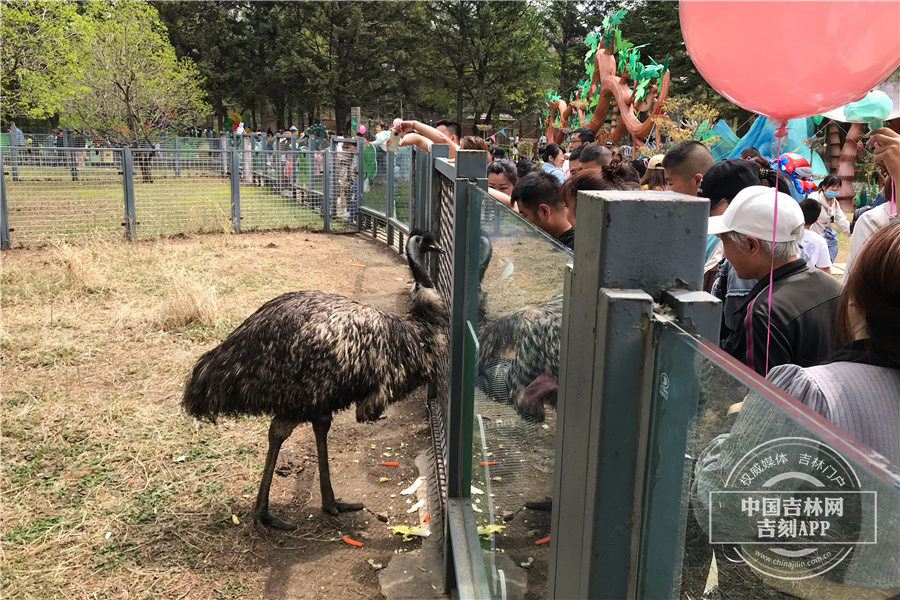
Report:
386,117,897,390
391,120,898,596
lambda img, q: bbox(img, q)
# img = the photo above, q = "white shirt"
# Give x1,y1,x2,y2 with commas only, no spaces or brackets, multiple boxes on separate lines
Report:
807,191,850,236
799,228,831,269
845,202,896,277
373,130,391,151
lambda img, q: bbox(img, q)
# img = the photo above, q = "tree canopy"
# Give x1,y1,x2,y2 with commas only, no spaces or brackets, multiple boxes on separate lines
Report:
2,0,747,136
63,1,210,142
0,1,83,123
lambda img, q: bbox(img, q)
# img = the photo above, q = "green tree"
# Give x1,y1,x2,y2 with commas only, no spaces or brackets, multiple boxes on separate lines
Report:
0,0,83,124
617,1,746,127
61,0,210,142
432,1,551,128
152,0,243,130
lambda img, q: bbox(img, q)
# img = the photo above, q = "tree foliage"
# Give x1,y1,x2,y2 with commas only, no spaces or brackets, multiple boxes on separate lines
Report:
617,1,743,125
432,1,552,127
0,1,83,123
60,1,210,142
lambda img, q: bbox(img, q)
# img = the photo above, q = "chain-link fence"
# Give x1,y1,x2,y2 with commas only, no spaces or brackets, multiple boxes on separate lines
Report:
1,141,362,249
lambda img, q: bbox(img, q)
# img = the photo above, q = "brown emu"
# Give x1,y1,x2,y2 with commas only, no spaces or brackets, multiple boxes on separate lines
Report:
182,231,448,529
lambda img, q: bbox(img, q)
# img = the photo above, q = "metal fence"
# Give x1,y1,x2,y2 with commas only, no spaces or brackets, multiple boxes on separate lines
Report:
1,139,361,249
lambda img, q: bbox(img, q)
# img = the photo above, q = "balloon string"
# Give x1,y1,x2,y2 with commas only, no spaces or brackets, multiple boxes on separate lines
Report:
891,176,895,217
765,123,788,375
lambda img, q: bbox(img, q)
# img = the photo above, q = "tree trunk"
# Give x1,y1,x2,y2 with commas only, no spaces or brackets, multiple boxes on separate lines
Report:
456,90,464,132
334,99,350,136
827,120,841,174
837,122,863,212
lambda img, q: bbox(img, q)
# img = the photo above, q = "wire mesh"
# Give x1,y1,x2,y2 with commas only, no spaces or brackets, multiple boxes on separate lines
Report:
2,146,126,246
329,143,359,231
132,148,232,237
239,149,325,232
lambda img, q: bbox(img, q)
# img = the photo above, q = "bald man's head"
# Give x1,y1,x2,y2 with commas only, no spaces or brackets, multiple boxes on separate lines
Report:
662,141,714,196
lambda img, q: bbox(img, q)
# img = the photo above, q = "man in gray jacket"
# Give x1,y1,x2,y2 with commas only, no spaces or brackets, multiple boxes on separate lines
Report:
709,186,841,376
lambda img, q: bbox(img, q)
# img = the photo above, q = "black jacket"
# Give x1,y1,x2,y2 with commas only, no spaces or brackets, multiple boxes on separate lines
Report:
722,259,841,376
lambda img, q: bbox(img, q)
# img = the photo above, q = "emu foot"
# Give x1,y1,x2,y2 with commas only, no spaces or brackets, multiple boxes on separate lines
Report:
525,498,553,511
254,511,298,531
323,499,365,515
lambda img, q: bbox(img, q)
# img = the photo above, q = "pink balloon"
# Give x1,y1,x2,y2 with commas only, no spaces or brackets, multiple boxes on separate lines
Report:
358,125,366,134
393,118,402,127
680,1,900,121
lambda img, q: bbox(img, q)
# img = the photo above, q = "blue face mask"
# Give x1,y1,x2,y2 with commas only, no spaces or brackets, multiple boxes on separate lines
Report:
824,190,839,198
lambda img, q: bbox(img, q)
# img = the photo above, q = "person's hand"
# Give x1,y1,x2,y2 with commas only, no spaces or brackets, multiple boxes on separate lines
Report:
396,120,416,137
727,401,743,415
868,127,900,181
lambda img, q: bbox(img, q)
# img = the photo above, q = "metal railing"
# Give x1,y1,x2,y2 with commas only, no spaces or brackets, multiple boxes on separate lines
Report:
1,140,362,248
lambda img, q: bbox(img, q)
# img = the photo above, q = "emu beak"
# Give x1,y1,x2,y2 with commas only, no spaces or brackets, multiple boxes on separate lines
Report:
427,242,445,255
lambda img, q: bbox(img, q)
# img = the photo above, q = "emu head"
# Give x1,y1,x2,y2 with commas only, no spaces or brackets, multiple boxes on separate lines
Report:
407,229,444,288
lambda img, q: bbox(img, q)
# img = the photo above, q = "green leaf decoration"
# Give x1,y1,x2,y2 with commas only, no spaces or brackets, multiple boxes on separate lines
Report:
585,32,596,47
634,79,650,100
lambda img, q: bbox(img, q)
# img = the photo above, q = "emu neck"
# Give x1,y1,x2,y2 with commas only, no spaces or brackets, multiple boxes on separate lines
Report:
407,251,434,289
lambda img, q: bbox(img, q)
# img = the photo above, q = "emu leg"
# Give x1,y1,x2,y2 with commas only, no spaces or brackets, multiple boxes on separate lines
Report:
253,416,301,530
312,414,364,515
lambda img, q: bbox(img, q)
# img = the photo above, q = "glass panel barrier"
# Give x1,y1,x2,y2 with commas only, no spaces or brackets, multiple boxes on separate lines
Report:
393,146,412,226
469,190,573,598
645,319,899,600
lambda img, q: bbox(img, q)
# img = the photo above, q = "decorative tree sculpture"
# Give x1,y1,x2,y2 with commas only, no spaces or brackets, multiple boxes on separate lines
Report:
543,9,671,148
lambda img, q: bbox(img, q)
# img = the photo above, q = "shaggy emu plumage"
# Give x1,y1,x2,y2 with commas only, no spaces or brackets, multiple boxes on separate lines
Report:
475,236,563,420
182,231,448,529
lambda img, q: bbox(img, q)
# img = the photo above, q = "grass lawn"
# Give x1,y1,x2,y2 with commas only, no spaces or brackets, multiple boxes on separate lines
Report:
3,172,334,247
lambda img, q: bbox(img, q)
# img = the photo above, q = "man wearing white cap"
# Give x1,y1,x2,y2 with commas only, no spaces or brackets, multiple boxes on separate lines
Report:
709,186,841,376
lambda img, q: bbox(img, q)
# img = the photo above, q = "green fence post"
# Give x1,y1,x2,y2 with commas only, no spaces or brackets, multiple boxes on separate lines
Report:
356,136,363,232
122,147,137,240
174,137,181,177
230,149,241,234
322,150,331,233
547,190,714,599
1,149,10,249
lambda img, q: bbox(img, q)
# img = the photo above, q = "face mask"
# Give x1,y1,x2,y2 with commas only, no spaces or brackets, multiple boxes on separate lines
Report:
824,190,839,198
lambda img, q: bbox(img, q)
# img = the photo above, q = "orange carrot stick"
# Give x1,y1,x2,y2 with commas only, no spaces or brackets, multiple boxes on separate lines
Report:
480,461,499,466
379,461,399,466
535,535,551,545
423,513,430,523
342,536,363,547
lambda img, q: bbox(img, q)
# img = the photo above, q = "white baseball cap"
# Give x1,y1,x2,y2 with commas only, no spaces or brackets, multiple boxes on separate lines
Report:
707,185,804,242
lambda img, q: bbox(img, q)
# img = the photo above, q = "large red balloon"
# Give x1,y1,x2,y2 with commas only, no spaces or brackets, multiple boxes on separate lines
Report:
680,1,900,121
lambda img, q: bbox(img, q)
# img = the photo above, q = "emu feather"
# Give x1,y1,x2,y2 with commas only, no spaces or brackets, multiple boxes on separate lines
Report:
182,231,448,529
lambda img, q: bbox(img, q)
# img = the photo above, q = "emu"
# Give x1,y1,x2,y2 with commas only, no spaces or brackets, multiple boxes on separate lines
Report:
475,236,563,420
182,231,448,529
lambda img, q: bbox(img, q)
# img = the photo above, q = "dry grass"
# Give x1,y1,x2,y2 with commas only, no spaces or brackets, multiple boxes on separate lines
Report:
0,231,410,600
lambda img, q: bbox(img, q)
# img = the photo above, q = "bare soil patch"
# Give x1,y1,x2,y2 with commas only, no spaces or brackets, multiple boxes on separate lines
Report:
1,231,436,599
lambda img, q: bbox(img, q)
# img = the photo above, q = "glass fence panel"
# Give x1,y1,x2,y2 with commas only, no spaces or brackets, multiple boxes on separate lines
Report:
393,146,412,226
470,190,573,598
649,320,899,600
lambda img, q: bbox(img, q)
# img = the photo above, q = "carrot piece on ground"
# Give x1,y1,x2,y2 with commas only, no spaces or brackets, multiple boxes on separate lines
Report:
480,461,499,466
535,535,551,545
423,513,430,523
342,536,363,547
379,461,399,466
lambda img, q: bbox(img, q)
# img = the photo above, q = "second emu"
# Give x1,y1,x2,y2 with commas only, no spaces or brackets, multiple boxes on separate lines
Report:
182,231,448,529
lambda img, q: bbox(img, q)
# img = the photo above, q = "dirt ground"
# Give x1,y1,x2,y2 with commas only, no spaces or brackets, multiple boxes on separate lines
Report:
1,231,438,600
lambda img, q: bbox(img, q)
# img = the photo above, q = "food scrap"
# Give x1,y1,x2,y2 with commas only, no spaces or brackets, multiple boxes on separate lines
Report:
342,536,364,547
388,525,431,541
